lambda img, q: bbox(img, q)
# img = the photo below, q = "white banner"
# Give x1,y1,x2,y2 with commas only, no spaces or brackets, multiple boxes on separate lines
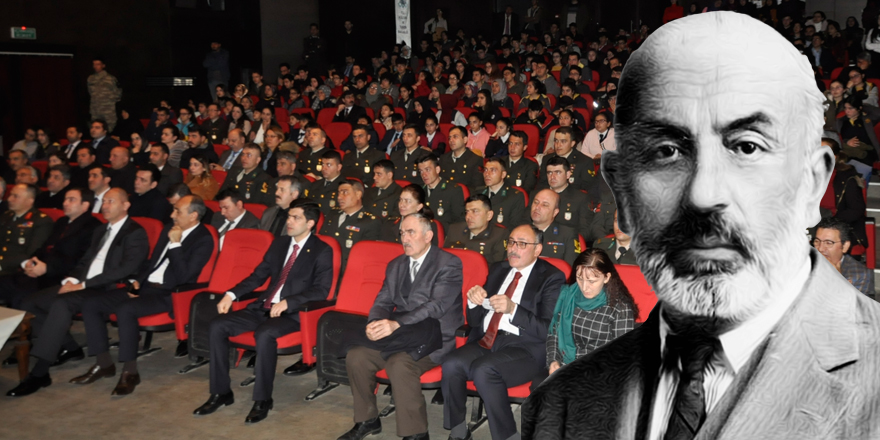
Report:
395,0,412,47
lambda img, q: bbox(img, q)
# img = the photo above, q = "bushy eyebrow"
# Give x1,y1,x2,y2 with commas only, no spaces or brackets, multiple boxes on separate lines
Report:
716,112,774,141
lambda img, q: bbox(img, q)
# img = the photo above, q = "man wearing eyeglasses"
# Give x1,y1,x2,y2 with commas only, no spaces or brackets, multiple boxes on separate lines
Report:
813,217,874,297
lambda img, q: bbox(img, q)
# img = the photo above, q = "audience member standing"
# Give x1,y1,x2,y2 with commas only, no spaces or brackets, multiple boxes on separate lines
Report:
87,58,122,132
203,41,231,102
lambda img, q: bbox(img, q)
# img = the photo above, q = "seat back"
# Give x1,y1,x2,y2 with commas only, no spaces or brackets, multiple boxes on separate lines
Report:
209,229,275,292
373,122,386,140
395,179,412,188
511,186,529,207
316,234,342,297
317,108,337,127
213,144,230,157
457,183,470,200
540,257,572,280
513,124,540,157
334,241,403,315
211,169,227,184
444,248,489,314
244,203,267,219
615,264,656,323
326,122,353,147
204,200,220,214
132,217,164,258
433,220,445,246
197,225,220,283
274,107,289,124
39,208,64,221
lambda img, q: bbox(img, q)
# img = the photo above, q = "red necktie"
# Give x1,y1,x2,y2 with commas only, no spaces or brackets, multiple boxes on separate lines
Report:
479,271,521,349
263,244,299,309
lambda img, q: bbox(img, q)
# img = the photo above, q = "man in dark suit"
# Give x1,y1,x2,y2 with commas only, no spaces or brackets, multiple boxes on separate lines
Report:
148,144,184,196
88,120,119,165
193,200,333,424
806,33,837,78
211,128,246,172
363,160,402,220
69,145,96,189
442,224,564,440
523,12,880,439
212,189,261,250
259,175,302,237
9,188,150,397
338,213,463,440
332,90,368,126
108,146,137,195
34,165,71,210
496,6,520,37
378,114,406,155
129,165,173,222
592,210,637,265
179,127,220,167
74,195,214,395
504,131,539,193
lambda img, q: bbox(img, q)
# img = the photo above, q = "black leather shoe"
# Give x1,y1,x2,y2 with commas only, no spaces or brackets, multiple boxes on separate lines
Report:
283,359,315,376
51,347,85,367
193,392,235,415
6,374,51,397
69,364,116,384
447,430,472,440
337,417,382,440
111,371,141,395
174,340,188,358
244,399,273,424
2,352,19,367
402,433,429,440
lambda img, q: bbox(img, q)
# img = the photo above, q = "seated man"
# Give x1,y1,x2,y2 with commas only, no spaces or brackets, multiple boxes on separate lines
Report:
441,224,564,440
149,143,184,196
503,131,539,193
211,189,260,250
530,189,579,264
814,217,875,297
70,145,96,189
363,160,402,219
477,157,528,228
108,146,138,195
444,194,508,265
129,165,173,222
417,154,465,232
212,128,246,172
8,188,149,397
319,179,381,270
87,165,112,214
296,126,329,178
0,184,54,277
217,143,273,206
592,210,637,265
75,195,214,395
193,200,333,424
536,156,592,236
305,150,344,217
338,213,463,440
16,166,39,185
88,120,119,165
439,126,484,191
180,127,221,167
390,124,430,184
341,124,385,187
260,175,303,237
35,165,71,210
333,90,368,125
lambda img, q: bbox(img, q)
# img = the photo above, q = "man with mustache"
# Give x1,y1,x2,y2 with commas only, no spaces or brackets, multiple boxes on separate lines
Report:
523,12,880,439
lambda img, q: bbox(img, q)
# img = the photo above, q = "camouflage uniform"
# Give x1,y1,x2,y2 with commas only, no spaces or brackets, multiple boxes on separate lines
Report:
87,70,122,131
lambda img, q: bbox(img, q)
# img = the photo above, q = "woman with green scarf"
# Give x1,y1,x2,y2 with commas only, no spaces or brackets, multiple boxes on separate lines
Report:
547,249,638,375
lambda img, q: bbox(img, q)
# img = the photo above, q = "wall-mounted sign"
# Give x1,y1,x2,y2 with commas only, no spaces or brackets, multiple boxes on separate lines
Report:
10,27,36,40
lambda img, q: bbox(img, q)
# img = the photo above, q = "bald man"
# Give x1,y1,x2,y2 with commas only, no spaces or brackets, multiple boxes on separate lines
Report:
523,12,880,439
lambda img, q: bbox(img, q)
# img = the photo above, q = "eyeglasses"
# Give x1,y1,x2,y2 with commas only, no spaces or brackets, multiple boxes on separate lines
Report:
508,240,539,250
812,238,841,247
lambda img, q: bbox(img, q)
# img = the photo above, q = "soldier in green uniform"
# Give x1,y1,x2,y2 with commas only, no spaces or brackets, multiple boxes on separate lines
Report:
538,126,599,199
390,124,431,184
592,210,638,266
341,124,385,187
0,184,53,276
504,130,540,192
416,154,465,232
443,194,508,265
529,188,580,264
535,156,593,237
477,157,528,228
87,58,122,131
217,143,273,206
318,179,380,269
304,150,344,218
363,160,402,219
296,125,330,178
587,177,617,243
379,184,441,246
440,126,484,192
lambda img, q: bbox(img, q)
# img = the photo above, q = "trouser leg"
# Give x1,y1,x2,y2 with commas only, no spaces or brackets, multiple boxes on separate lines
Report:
385,352,437,437
441,343,490,430
346,346,386,423
252,314,300,401
207,309,264,395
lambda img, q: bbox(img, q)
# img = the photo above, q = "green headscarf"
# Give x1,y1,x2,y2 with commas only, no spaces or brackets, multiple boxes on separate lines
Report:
549,283,607,364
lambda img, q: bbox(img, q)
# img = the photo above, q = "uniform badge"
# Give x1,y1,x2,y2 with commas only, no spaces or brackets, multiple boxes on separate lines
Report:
574,239,582,254
18,237,25,245
245,191,251,200
304,189,310,197
497,213,504,223
412,170,417,177
212,134,217,140
358,212,363,219
569,177,575,184
345,239,353,248
364,165,371,173
329,200,336,208
381,210,388,217
564,212,572,221
515,179,522,187
437,207,444,217
316,163,323,172
261,182,269,193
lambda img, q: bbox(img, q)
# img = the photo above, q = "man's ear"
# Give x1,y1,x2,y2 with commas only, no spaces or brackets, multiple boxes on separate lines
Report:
842,240,851,255
804,145,834,228
601,150,631,233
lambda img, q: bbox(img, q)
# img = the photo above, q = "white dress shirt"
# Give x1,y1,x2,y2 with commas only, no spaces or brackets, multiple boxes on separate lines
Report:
408,246,431,282
62,216,129,287
218,210,247,249
468,259,536,335
146,224,198,284
225,233,310,301
92,187,110,214
646,258,811,439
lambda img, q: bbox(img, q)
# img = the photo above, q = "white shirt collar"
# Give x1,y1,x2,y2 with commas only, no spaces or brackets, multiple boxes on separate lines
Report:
179,223,199,242
108,215,129,231
230,210,246,227
292,232,311,250
510,259,537,281
501,133,510,143
410,245,431,267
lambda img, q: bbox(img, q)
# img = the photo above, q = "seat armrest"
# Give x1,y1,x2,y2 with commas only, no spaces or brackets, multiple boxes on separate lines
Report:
172,282,210,293
456,324,471,338
296,299,337,312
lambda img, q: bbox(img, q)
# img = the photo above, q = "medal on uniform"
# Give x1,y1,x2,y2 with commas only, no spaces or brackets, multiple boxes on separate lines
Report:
345,239,353,248
564,212,571,220
516,178,522,187
381,211,388,217
412,170,417,177
437,206,444,216
364,165,370,173
18,237,25,245
569,176,574,184
497,209,504,224
212,134,217,140
329,199,336,208
245,192,251,199
316,163,323,172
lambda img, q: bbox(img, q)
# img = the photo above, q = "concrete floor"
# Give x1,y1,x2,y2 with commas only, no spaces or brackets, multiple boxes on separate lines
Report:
0,322,519,440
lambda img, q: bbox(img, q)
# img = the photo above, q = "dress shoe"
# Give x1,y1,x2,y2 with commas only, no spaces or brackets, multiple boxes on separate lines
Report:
283,360,315,376
244,399,273,424
69,364,116,384
2,352,18,366
51,347,85,367
447,430,472,440
6,374,51,397
402,433,429,440
111,371,141,395
337,417,382,440
193,392,235,415
174,340,188,358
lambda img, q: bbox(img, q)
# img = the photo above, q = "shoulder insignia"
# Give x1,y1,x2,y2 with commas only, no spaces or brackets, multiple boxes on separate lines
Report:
38,212,47,218
574,239,581,254
553,226,558,235
595,238,603,244
441,182,447,190
304,189,310,197
25,212,32,220
358,212,363,219
261,182,268,193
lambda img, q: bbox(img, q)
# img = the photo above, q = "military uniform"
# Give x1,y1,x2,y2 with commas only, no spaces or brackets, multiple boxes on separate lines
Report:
536,221,580,265
0,208,53,276
443,222,508,265
424,180,466,231
363,183,402,220
541,185,592,238
342,147,385,187
477,185,528,228
439,149,483,191
200,118,227,144
87,70,122,131
379,217,440,247
218,167,274,206
296,147,328,177
319,208,380,269
304,177,342,218
539,150,600,198
587,179,617,243
390,147,430,184
593,236,638,265
504,156,539,193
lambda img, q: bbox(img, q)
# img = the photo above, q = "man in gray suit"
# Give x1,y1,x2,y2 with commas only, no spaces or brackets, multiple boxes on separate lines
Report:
524,12,880,440
211,189,260,250
338,213,463,440
259,175,302,237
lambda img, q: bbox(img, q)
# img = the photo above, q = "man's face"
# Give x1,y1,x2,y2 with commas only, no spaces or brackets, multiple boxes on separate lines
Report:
101,189,129,222
812,35,822,47
472,71,483,83
286,207,312,237
849,70,864,86
814,227,848,266
553,132,574,156
465,201,492,232
92,60,105,73
310,25,319,36
274,180,298,208
207,105,220,119
337,183,360,211
417,161,441,186
218,197,244,221
612,210,630,242
156,111,169,124
63,190,89,219
276,158,295,176
66,127,81,143
352,129,370,150
373,167,393,188
400,216,432,257
171,197,198,229
530,190,559,225
228,131,244,151
15,169,36,185
7,152,26,171
46,170,68,193
109,147,128,170
188,132,204,148
88,168,109,192
858,59,870,71
251,72,262,84
535,64,547,77
508,136,525,158
240,148,260,171
308,129,326,149
321,158,342,180
134,170,156,195
342,94,355,106
280,65,290,76
546,165,571,190
23,129,36,142
483,161,506,187
507,225,542,269
7,185,32,212
77,149,95,168
90,122,106,139
402,128,419,149
150,146,168,166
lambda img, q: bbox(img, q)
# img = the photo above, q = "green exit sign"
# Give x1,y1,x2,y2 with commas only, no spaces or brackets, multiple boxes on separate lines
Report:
10,27,36,40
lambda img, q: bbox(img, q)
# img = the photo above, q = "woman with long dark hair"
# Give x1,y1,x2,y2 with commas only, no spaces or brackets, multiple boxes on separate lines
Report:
474,90,503,124
227,103,252,138
380,185,440,246
546,249,637,374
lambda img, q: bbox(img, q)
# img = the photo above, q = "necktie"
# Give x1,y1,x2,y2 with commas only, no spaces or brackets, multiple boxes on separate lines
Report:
479,271,522,349
236,169,246,182
599,132,606,143
405,152,410,162
618,246,627,259
224,150,238,170
344,108,350,118
662,331,719,440
97,225,112,249
218,220,231,237
410,260,420,282
94,197,100,212
263,244,300,309
505,16,511,35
